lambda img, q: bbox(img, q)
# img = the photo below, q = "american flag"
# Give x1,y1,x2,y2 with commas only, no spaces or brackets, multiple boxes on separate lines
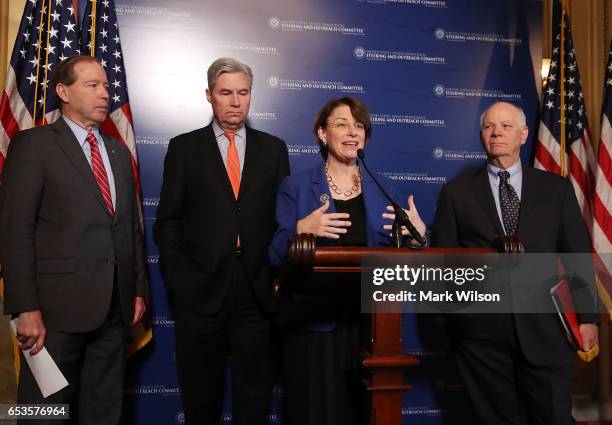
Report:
593,40,612,315
534,0,596,222
535,0,611,318
0,0,80,172
81,0,141,195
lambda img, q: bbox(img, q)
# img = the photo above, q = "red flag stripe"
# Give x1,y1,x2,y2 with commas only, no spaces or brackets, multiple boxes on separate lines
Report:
593,253,612,292
535,141,562,174
598,118,612,188
120,103,133,129
593,193,612,246
129,155,142,196
4,67,33,130
598,143,612,189
110,107,141,194
535,123,563,172
595,156,612,217
0,91,20,141
100,113,142,195
0,114,10,170
569,141,593,201
107,106,137,160
45,109,61,127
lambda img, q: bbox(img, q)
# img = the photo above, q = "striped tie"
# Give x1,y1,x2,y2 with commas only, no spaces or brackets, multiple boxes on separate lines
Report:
225,131,241,199
86,132,114,216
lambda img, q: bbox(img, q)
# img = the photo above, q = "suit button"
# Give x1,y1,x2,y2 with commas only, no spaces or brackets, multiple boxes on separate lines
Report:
237,205,241,212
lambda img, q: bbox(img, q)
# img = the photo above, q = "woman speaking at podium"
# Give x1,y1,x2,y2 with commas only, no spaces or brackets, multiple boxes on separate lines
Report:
268,97,426,425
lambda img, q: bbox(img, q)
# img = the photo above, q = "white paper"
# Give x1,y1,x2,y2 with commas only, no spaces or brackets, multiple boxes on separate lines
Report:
10,318,69,398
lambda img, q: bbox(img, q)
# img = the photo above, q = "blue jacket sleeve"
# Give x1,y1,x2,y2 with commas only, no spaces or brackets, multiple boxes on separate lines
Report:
268,176,299,267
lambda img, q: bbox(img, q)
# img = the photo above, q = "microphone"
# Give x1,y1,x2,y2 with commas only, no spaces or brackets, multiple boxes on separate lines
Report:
357,148,426,247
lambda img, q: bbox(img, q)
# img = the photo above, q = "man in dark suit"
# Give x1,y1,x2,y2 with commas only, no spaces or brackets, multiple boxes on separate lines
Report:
153,57,290,425
0,56,147,424
431,101,599,425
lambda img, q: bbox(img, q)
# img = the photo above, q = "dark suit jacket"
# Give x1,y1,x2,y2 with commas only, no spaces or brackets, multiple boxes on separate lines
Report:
431,165,598,365
0,117,147,332
153,123,290,314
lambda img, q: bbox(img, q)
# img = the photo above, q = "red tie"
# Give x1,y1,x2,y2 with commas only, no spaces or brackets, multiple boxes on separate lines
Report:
86,132,114,216
224,131,241,199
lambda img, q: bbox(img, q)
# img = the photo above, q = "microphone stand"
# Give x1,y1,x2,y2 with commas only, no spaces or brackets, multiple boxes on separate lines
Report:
357,149,426,248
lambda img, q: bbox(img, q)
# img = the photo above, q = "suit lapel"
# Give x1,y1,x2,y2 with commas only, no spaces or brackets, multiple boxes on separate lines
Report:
310,164,336,213
238,128,262,202
199,125,236,203
310,164,340,247
51,118,112,217
360,172,380,248
515,166,532,238
472,167,504,235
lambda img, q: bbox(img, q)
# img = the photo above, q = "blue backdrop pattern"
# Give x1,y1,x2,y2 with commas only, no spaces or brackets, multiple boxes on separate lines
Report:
98,0,543,423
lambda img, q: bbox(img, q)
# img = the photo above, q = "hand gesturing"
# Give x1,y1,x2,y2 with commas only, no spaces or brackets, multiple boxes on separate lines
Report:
297,200,351,239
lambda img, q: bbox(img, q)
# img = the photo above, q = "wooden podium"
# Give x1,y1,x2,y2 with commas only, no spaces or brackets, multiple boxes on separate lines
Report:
283,233,521,425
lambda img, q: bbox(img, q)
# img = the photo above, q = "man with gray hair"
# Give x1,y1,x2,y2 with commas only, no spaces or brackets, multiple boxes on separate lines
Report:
154,57,289,425
432,101,599,424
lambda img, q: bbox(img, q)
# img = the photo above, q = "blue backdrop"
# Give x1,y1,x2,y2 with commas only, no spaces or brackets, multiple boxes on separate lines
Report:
100,0,543,423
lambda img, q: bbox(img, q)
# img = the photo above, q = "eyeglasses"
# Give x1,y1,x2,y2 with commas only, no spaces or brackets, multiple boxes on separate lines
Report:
326,121,368,133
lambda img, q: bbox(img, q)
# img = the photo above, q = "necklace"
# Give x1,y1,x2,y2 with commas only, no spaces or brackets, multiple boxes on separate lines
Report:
325,165,361,197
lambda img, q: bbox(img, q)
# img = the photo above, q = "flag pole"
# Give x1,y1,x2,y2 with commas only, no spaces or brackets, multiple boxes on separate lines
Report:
31,0,47,126
559,0,567,176
90,0,97,57
41,0,54,123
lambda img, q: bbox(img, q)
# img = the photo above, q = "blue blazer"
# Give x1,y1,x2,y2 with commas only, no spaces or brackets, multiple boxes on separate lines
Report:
269,162,407,268
269,162,412,331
